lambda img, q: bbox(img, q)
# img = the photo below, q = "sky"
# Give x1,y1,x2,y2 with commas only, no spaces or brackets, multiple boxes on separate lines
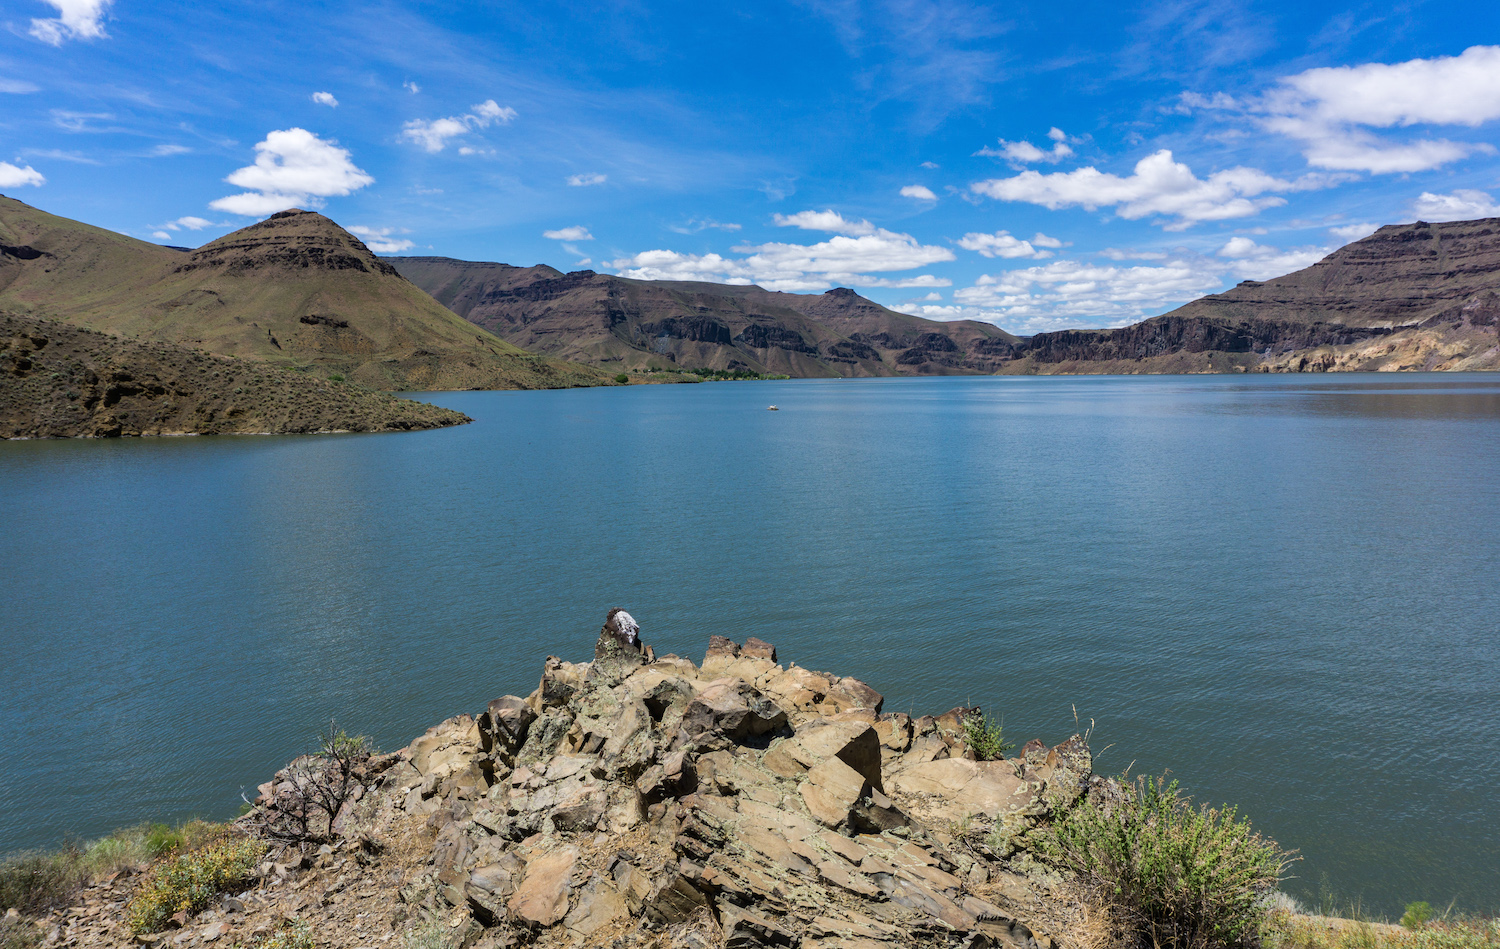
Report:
3,1,1500,334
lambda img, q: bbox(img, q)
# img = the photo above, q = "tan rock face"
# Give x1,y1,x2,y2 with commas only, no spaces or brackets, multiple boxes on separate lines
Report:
209,615,1098,949
507,845,578,926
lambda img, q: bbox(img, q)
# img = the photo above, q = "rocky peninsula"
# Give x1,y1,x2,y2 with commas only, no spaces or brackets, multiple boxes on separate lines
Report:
19,611,1290,949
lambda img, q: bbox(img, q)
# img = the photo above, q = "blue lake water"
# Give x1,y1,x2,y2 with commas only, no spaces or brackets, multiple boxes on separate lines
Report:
2,374,1498,915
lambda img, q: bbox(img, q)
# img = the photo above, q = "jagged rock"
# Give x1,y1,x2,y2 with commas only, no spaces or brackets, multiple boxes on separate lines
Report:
678,679,788,747
704,635,740,662
764,717,883,789
563,873,630,939
479,696,535,759
740,637,777,662
890,758,1034,829
507,845,578,926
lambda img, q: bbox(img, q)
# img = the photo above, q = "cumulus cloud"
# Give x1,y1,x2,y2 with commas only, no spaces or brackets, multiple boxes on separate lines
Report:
904,236,1330,333
957,230,1053,259
979,131,1076,166
401,99,516,153
1256,46,1500,173
900,184,938,201
29,0,110,45
1215,236,1328,279
151,231,171,241
347,225,414,254
1031,233,1065,249
0,162,46,188
155,215,215,232
608,216,954,292
1411,189,1500,222
209,128,373,216
543,226,594,241
1328,222,1380,242
772,209,876,236
567,173,606,187
311,92,338,107
972,149,1318,230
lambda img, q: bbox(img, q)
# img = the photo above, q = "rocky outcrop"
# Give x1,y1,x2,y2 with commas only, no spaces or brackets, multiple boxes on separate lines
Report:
0,313,472,438
222,610,1104,949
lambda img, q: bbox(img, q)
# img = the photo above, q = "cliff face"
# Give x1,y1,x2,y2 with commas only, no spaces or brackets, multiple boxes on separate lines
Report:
394,257,1020,378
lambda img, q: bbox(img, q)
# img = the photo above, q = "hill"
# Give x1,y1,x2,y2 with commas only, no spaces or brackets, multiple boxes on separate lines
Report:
393,257,1020,377
0,313,470,437
0,197,611,391
1006,218,1500,373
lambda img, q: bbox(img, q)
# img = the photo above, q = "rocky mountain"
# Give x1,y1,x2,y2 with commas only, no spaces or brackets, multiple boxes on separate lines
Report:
393,257,1020,378
1002,218,1500,373
0,197,611,391
0,313,470,437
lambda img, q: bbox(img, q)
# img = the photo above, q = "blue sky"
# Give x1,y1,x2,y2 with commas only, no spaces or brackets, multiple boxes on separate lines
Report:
3,1,1499,333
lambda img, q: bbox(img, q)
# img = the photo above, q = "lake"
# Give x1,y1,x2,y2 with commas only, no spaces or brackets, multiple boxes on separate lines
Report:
2,374,1497,915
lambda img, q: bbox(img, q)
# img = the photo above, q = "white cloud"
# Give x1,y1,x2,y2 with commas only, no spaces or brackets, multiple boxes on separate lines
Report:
0,79,40,93
972,149,1318,230
1257,46,1500,173
608,219,955,292
772,209,876,236
29,0,110,45
401,99,516,153
900,184,938,201
0,162,45,188
957,230,1052,259
151,231,171,241
311,92,338,108
347,225,415,254
567,173,606,187
1328,222,1380,242
155,215,215,232
920,161,939,169
1411,189,1500,222
906,236,1331,333
543,226,594,241
150,144,190,157
1031,232,1065,249
854,275,951,288
404,81,420,94
667,218,741,234
1215,236,1328,279
209,128,373,216
979,139,1074,164
51,110,113,132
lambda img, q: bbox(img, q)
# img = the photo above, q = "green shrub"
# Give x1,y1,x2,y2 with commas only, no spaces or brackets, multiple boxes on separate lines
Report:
1038,775,1293,949
125,836,266,933
328,373,344,383
614,373,629,384
1401,903,1434,930
0,848,85,915
962,709,1014,761
144,823,185,858
0,916,42,949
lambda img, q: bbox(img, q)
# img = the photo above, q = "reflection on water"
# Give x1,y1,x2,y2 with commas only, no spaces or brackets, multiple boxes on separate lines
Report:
1,373,1498,915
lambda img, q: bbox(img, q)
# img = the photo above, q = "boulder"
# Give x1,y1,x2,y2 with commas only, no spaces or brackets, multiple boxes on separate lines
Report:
678,679,788,746
480,696,535,759
889,758,1034,828
507,846,578,927
741,637,777,661
764,718,883,789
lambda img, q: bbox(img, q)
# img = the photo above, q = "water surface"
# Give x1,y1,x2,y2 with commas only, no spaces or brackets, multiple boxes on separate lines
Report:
2,374,1497,915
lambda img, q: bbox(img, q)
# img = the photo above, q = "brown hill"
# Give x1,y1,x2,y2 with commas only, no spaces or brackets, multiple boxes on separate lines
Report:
0,197,611,391
1006,218,1500,373
0,313,470,438
393,257,1020,377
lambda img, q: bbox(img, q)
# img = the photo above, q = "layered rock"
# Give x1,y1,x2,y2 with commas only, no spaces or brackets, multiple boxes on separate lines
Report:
237,609,1103,948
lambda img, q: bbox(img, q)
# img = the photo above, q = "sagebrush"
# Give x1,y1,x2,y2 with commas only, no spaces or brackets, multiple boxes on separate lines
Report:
1038,775,1294,949
125,836,266,933
962,709,1014,761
